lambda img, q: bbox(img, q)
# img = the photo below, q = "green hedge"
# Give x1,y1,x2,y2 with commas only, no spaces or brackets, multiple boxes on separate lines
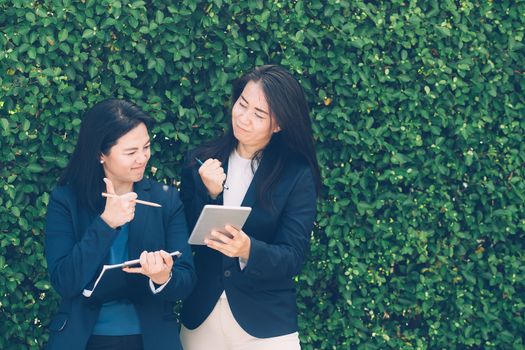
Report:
1,1,524,349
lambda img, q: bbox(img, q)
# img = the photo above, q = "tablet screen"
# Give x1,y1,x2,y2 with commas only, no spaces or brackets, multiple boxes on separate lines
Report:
188,205,252,245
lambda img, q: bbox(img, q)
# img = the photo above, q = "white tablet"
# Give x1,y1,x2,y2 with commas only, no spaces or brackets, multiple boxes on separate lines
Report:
188,205,252,245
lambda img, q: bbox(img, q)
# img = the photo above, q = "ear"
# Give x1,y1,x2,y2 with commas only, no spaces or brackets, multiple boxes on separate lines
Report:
273,125,281,133
99,153,107,164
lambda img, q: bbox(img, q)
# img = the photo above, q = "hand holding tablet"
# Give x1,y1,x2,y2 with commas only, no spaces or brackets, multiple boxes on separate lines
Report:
188,205,251,245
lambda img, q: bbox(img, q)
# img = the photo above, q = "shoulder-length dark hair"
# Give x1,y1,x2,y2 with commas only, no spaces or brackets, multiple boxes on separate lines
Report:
59,99,152,213
195,65,321,207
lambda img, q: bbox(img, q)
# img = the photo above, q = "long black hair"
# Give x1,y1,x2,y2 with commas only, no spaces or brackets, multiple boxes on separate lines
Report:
195,65,321,207
59,99,152,213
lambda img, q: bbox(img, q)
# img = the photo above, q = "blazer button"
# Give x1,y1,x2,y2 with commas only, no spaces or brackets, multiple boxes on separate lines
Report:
224,270,231,277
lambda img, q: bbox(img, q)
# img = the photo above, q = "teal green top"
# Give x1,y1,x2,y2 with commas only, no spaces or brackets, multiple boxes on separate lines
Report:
92,224,141,335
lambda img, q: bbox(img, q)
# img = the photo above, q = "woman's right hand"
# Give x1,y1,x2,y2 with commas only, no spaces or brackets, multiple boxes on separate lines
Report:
198,158,226,199
100,178,137,228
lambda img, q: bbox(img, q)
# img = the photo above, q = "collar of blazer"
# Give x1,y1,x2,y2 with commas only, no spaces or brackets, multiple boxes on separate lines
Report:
128,178,153,258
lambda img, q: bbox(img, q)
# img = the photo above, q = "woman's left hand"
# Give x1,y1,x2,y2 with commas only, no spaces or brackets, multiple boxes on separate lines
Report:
205,225,251,260
123,250,173,285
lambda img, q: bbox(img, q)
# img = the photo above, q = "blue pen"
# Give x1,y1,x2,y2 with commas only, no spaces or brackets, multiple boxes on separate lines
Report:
195,157,229,190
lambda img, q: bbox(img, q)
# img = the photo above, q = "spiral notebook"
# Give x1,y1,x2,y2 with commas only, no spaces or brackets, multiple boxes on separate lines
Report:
82,251,182,298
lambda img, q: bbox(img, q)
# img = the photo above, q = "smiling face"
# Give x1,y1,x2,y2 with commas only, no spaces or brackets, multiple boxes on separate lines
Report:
100,122,151,191
231,80,280,158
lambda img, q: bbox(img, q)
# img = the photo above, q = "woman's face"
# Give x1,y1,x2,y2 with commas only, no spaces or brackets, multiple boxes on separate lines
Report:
100,122,151,187
231,80,280,156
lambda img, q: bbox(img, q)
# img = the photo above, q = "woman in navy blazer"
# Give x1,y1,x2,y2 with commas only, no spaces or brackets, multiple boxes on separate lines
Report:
179,65,321,349
44,99,195,350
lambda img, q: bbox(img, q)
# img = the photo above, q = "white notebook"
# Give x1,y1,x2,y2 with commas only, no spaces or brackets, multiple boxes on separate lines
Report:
82,251,182,298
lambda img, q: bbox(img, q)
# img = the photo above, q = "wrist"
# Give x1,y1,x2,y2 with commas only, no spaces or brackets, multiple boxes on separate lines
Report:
151,271,171,285
100,213,117,229
240,237,251,260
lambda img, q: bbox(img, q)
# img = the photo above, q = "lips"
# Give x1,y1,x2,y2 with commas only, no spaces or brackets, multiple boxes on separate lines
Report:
235,124,250,133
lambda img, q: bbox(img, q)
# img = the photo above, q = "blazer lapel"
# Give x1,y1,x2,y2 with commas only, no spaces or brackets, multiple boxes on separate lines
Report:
128,178,152,259
240,155,268,208
220,157,229,205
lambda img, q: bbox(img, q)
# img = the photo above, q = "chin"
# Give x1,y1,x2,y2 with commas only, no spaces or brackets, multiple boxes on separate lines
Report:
233,131,248,144
132,173,145,182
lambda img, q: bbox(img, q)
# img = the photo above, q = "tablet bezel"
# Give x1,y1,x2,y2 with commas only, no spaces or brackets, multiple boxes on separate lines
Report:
188,205,252,245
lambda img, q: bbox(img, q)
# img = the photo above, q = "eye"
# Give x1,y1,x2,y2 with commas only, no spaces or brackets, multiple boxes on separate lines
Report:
254,114,264,119
239,102,247,108
144,144,151,150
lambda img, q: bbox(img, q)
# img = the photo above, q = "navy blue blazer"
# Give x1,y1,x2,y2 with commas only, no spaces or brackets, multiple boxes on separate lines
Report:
44,178,195,350
180,152,317,338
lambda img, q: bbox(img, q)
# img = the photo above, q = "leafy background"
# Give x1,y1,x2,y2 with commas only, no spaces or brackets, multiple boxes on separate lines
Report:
1,0,524,349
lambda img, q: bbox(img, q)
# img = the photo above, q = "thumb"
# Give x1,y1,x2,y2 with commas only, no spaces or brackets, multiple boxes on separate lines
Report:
121,192,138,201
159,250,174,266
103,177,116,195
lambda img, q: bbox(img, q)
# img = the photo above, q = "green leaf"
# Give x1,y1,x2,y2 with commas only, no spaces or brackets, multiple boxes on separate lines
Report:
25,12,36,22
58,29,69,42
26,164,44,173
82,29,95,39
34,281,51,290
0,118,9,131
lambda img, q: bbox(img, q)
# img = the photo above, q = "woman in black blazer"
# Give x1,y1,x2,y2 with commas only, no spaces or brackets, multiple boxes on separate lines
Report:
44,99,195,350
180,65,321,349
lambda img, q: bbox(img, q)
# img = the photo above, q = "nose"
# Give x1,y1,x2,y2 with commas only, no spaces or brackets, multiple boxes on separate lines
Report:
237,109,251,126
136,150,149,164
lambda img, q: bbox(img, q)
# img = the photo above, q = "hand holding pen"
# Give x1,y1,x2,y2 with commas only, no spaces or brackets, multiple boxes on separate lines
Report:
195,157,229,198
100,178,162,229
100,178,138,228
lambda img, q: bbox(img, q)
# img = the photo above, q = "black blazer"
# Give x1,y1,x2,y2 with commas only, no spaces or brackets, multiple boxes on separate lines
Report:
180,151,317,338
44,179,195,350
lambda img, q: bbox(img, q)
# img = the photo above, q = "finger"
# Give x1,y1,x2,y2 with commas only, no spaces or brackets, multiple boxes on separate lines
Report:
211,230,232,244
205,238,219,250
103,178,116,195
121,192,138,202
147,252,157,266
154,251,164,266
224,225,240,237
206,239,233,256
139,251,149,268
203,158,220,167
159,250,174,267
206,160,224,173
200,159,213,171
123,267,143,274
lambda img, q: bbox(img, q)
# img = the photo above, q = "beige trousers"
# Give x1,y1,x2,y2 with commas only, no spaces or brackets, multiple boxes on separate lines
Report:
180,296,301,350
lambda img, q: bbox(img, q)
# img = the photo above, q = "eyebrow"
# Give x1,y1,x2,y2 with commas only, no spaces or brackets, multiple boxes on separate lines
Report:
122,139,150,152
241,95,269,115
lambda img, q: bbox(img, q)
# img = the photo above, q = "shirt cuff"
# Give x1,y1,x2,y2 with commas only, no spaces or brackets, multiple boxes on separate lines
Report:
239,257,248,270
149,272,172,294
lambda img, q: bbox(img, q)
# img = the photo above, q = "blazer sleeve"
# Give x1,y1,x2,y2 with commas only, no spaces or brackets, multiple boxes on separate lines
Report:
243,167,317,281
180,155,221,230
151,188,196,302
44,188,120,298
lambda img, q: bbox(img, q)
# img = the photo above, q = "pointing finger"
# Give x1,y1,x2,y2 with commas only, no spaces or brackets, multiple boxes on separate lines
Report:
103,178,116,195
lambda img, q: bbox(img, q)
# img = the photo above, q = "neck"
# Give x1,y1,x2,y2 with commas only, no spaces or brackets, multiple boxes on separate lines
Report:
236,143,261,159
